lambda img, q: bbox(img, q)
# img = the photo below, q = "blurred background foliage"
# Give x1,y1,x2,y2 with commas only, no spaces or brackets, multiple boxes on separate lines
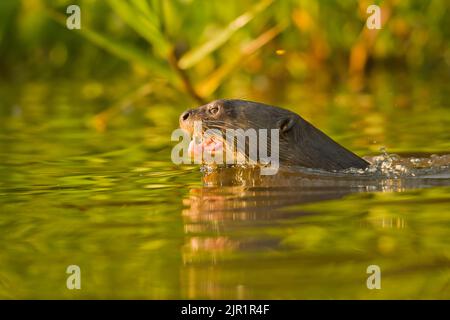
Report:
1,0,449,89
0,0,448,131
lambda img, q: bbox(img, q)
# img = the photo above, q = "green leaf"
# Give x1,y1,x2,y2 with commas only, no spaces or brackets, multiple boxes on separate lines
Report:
45,9,173,79
196,23,287,97
178,0,274,70
129,0,153,20
81,27,170,76
107,0,170,57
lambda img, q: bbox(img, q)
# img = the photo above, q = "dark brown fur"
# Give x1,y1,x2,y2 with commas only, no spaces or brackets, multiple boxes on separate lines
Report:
179,99,369,171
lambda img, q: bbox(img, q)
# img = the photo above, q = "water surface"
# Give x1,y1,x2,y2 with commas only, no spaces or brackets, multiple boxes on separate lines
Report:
0,77,449,299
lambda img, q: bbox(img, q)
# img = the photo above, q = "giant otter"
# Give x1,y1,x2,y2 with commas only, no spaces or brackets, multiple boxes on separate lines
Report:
179,99,369,172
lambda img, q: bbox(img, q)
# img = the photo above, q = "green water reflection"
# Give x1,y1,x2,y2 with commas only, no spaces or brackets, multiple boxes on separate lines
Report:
0,75,449,299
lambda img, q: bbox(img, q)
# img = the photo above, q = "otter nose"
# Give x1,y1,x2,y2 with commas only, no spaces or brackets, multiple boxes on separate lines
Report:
180,110,191,122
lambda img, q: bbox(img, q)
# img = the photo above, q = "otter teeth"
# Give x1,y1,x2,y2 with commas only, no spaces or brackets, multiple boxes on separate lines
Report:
188,136,223,157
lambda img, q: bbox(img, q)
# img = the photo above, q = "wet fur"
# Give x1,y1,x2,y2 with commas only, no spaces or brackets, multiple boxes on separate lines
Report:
180,99,369,171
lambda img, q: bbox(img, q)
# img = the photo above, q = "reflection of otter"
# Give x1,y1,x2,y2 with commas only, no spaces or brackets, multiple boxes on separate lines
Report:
179,167,449,298
181,168,369,262
180,167,441,261
180,168,372,298
180,99,369,171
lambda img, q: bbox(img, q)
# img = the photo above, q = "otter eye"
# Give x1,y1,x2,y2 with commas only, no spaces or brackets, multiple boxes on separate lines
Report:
209,106,219,115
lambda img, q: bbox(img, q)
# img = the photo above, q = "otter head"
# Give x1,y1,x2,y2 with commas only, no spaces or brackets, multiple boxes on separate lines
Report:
179,99,299,169
179,99,369,171
179,99,238,136
180,99,297,134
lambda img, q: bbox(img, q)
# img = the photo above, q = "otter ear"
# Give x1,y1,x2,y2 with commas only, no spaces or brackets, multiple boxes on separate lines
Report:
277,116,296,134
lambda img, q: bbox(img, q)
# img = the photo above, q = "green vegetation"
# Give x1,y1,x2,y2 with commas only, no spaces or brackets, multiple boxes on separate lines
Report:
1,0,448,131
1,0,449,99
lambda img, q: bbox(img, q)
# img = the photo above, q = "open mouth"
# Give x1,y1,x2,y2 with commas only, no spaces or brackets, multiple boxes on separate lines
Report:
188,135,224,158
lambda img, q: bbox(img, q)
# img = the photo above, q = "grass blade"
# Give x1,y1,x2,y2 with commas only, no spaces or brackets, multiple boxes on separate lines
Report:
178,0,274,70
107,0,170,57
196,23,287,97
45,9,173,79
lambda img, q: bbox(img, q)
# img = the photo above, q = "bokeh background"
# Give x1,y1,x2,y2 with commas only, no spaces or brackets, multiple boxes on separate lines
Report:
0,0,449,299
1,0,449,146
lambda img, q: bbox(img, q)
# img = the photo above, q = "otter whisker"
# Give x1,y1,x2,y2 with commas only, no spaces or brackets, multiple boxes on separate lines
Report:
179,99,369,171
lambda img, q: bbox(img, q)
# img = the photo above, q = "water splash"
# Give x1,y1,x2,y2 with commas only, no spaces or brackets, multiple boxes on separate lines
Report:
345,148,450,179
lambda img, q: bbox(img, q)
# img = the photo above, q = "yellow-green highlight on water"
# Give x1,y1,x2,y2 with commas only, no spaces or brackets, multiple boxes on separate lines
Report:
0,0,449,299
